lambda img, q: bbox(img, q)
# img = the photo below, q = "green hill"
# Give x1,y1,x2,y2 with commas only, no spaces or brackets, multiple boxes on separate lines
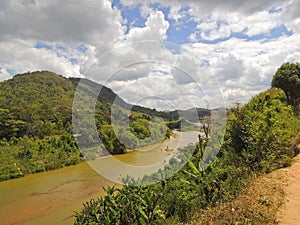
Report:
0,70,212,181
0,71,74,138
0,71,171,181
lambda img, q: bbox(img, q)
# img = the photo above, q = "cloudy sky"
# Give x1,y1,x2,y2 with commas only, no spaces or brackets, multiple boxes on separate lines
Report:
0,0,299,110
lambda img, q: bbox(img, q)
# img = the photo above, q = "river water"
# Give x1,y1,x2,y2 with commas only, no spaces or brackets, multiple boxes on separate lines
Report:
0,131,199,225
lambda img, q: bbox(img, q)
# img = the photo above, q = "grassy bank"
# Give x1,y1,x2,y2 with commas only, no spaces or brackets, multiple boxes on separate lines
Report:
74,87,300,225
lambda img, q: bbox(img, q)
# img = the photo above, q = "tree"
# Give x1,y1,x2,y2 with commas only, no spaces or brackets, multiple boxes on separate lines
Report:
99,125,126,154
271,62,300,114
0,108,26,139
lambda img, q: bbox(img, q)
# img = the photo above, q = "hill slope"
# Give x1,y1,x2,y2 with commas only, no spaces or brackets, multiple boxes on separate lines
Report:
74,88,300,225
0,71,170,180
0,70,212,181
0,71,74,139
0,71,81,180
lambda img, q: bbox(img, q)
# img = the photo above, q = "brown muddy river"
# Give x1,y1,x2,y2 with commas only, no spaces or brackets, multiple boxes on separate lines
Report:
0,131,199,225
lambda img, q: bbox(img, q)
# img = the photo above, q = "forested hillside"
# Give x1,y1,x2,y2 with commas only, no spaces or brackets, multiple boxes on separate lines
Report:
0,71,172,181
0,71,80,180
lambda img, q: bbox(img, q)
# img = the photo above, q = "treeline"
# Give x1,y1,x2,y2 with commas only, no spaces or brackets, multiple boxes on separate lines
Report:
0,71,81,180
0,132,81,181
74,63,300,225
131,105,211,123
0,71,171,181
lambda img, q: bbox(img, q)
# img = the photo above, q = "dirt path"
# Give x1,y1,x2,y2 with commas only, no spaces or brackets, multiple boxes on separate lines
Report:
277,153,300,225
186,152,300,225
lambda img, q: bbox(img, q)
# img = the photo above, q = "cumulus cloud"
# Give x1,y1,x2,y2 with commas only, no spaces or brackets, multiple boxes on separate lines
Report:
280,0,300,32
108,74,207,110
182,27,300,106
0,0,124,45
0,39,86,78
0,0,125,79
215,54,245,83
120,0,284,15
125,11,169,41
0,68,11,82
0,0,299,110
189,8,283,41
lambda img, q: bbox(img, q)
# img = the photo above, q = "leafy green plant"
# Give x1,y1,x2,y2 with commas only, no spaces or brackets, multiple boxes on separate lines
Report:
75,87,300,225
75,184,165,225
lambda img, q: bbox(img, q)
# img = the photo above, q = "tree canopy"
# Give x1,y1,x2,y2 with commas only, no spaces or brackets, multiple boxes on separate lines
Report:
271,62,300,114
0,71,173,180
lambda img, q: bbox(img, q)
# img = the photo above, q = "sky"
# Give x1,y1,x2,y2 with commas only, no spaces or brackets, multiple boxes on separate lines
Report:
0,0,299,110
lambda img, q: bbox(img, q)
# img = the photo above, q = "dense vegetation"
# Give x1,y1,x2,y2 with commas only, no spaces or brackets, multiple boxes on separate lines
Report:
1,62,299,223
0,72,82,180
75,64,300,224
272,62,300,114
0,71,173,181
131,105,210,123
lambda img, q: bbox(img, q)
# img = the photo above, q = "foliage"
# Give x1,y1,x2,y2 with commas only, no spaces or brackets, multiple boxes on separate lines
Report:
131,106,211,124
75,183,165,225
0,71,83,181
271,62,300,114
0,71,74,139
99,125,126,154
225,88,299,172
0,71,172,180
0,132,82,181
185,168,287,225
75,87,300,224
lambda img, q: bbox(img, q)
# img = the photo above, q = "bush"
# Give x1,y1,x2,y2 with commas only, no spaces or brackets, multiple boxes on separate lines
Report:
74,88,300,224
225,88,299,172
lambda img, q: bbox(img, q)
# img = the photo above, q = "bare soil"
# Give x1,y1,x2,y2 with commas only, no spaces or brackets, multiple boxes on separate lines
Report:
277,153,300,225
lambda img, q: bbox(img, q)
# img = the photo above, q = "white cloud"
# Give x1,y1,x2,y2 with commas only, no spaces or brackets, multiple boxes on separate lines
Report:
280,0,300,32
108,74,208,110
0,0,125,46
120,0,284,15
215,54,245,82
0,39,86,78
0,68,11,82
168,5,184,22
244,11,279,36
285,52,300,63
190,9,281,41
0,0,125,80
0,0,299,110
126,11,169,41
182,27,300,106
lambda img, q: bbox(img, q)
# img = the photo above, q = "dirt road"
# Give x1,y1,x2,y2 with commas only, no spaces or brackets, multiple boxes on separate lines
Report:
277,153,300,225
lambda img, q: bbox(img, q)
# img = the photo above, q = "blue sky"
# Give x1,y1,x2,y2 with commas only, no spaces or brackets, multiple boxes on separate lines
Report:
0,0,299,109
112,0,293,45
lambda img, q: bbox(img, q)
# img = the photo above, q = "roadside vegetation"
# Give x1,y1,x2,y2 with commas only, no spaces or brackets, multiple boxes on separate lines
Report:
75,62,300,225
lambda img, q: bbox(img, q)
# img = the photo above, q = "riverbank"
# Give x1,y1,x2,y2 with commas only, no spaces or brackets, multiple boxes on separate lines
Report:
0,161,114,225
0,130,199,225
0,130,185,183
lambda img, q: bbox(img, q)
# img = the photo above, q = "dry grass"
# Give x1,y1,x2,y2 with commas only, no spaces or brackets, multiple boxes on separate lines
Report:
184,169,288,225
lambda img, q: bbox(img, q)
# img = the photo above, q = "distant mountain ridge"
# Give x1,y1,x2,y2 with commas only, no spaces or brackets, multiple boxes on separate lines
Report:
0,71,210,132
69,76,211,122
0,70,210,181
